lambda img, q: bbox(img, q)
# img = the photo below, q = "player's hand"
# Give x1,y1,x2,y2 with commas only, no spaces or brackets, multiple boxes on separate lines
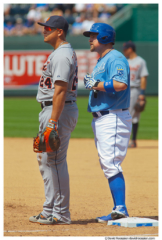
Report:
138,94,145,101
84,73,91,83
84,74,97,90
138,95,145,106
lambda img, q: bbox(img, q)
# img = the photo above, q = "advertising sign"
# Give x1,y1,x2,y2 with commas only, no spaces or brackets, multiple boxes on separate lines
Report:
4,50,99,89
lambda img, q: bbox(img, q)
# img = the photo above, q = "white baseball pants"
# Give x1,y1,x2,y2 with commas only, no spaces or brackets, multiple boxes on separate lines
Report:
92,109,132,179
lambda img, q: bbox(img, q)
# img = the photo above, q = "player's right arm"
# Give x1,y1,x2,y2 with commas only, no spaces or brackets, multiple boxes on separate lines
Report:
51,80,68,121
50,53,71,121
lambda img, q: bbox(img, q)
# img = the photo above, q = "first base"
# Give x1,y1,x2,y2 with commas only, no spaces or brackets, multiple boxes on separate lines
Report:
107,217,158,228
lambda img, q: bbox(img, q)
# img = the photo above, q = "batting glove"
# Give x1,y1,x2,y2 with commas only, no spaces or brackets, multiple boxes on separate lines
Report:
84,74,97,90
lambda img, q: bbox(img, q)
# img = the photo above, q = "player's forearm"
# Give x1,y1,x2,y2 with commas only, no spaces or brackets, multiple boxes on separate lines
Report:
51,91,66,121
93,80,127,92
140,76,147,90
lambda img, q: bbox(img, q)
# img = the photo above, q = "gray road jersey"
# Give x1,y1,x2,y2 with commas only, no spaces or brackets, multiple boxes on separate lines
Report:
36,43,78,102
128,56,149,88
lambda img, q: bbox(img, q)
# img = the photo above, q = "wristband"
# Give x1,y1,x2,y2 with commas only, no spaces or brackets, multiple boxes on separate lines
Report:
104,79,115,93
140,89,145,95
47,119,58,130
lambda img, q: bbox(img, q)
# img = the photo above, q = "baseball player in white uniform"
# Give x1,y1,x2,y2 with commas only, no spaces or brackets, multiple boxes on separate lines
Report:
123,41,149,148
29,16,78,225
83,23,132,223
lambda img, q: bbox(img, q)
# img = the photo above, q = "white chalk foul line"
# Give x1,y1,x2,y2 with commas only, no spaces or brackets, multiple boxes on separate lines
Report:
4,230,158,236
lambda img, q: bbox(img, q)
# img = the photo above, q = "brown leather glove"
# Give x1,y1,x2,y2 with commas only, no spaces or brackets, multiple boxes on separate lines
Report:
33,119,60,153
134,96,146,113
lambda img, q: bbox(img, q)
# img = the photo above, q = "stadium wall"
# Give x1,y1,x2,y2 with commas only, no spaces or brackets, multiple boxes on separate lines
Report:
4,37,158,96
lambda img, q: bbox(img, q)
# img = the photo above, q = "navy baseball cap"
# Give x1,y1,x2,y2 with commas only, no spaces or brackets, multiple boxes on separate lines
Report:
38,15,69,33
123,41,136,51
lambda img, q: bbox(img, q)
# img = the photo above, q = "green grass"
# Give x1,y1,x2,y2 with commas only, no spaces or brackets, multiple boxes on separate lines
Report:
4,96,158,139
135,96,158,139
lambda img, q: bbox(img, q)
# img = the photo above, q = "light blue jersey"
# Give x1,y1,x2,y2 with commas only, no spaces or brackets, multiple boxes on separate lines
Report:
88,49,130,112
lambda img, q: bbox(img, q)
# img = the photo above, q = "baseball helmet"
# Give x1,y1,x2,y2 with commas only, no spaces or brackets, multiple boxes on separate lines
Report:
83,23,116,44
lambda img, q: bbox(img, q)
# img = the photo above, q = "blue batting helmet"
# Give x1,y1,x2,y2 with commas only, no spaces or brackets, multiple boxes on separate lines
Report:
83,23,116,44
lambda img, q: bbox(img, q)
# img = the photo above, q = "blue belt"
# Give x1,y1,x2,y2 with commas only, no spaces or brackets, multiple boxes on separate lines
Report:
92,109,128,118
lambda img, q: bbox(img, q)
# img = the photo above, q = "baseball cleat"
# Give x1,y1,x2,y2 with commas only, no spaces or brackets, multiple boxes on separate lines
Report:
29,213,46,223
111,205,129,220
38,215,71,225
96,213,113,223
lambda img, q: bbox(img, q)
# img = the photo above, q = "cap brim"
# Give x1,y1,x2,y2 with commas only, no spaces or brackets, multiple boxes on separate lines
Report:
83,31,99,37
37,22,52,27
83,31,91,37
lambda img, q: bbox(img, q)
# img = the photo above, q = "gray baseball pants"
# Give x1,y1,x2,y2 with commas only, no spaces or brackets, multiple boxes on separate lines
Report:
129,87,141,124
37,102,78,223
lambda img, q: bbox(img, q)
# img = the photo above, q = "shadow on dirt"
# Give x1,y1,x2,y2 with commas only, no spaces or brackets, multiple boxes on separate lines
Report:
71,216,158,225
71,219,97,225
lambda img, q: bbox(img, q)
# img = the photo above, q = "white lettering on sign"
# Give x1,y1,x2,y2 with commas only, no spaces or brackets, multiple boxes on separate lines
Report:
4,54,47,76
4,56,13,76
36,55,46,75
26,55,35,76
13,56,25,76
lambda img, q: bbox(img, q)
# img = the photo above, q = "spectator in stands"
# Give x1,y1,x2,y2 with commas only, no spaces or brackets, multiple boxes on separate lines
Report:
64,9,75,25
71,12,96,35
85,4,94,13
51,7,63,16
71,12,85,35
98,10,111,23
25,5,43,35
73,4,86,14
93,4,105,15
4,21,15,36
81,12,95,32
26,5,42,23
3,3,124,36
11,17,26,36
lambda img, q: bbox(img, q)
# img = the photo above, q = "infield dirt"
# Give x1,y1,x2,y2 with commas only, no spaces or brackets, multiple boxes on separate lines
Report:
4,138,158,237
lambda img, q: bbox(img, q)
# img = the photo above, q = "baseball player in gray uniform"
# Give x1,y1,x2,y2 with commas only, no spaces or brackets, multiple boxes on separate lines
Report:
29,16,78,225
123,41,149,148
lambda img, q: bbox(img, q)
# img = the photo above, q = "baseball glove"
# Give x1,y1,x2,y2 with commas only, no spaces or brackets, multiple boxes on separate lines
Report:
134,97,146,113
33,119,60,153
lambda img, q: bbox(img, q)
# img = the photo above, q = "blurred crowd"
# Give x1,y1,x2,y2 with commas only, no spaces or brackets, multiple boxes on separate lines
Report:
4,3,125,36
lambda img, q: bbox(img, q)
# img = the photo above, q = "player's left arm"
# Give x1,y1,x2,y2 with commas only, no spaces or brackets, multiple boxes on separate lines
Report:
138,76,147,100
139,59,148,100
84,60,128,92
92,80,127,92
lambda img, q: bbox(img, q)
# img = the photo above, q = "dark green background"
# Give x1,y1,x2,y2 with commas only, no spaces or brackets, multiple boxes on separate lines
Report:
4,97,158,139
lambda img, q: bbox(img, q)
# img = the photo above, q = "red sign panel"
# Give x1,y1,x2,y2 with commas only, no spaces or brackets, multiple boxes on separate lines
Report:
4,50,99,89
